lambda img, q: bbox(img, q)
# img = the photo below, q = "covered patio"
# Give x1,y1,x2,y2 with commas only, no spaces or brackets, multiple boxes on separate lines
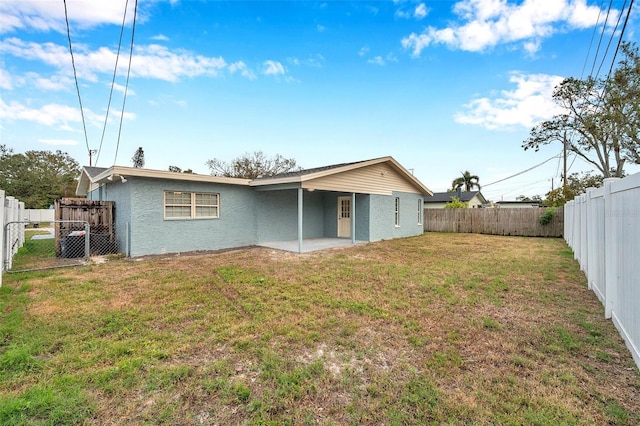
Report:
258,237,366,253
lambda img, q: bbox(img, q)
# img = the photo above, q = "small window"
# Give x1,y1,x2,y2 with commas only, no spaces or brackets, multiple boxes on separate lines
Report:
164,191,219,219
395,197,400,227
417,199,422,225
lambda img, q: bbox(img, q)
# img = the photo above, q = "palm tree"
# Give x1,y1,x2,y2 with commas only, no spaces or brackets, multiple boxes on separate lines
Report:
452,170,481,191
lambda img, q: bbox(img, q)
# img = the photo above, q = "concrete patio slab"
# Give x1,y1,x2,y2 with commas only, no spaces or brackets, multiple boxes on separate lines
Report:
258,238,366,253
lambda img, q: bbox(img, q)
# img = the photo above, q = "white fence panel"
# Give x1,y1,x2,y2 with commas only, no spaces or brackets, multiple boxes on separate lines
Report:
24,209,55,223
565,173,640,371
1,190,27,286
587,187,605,303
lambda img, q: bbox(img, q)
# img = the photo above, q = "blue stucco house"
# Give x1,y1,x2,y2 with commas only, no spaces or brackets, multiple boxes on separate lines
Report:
76,156,432,256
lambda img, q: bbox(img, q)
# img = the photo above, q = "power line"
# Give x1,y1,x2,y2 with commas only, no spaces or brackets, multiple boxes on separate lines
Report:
63,0,91,157
594,0,627,80
604,0,634,82
113,0,138,166
589,0,614,78
95,0,131,167
482,153,561,188
581,0,605,79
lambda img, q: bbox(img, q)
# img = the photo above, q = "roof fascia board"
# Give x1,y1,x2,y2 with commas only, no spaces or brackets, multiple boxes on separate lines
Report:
92,166,251,186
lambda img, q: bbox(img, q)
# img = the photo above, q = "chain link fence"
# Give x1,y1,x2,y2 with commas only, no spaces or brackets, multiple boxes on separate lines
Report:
3,220,119,273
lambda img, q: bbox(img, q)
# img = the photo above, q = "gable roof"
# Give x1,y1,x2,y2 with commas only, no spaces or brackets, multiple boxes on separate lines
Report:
424,191,486,203
76,156,432,197
251,156,432,196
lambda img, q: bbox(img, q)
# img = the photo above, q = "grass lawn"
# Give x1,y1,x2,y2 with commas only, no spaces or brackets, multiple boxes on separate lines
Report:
1,233,638,425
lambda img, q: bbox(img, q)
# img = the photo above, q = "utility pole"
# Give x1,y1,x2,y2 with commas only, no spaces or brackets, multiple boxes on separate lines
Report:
89,149,97,167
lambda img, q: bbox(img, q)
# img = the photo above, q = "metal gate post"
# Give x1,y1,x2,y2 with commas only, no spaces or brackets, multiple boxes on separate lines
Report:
84,222,90,261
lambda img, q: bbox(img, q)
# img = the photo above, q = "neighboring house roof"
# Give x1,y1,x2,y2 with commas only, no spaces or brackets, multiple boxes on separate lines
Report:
76,156,433,197
424,191,487,204
495,200,542,206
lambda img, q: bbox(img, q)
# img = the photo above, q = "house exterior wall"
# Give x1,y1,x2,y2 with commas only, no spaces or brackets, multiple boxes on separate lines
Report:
255,190,325,242
96,177,257,257
322,193,371,241
369,191,424,241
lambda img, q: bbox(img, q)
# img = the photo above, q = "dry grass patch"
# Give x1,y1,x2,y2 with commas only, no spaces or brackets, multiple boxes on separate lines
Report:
1,233,639,425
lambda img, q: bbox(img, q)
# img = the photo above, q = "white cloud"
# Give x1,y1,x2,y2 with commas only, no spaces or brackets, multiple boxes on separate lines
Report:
414,3,428,19
151,34,169,41
39,138,79,146
317,24,326,32
0,38,228,83
402,0,611,56
287,54,325,68
358,46,370,57
0,68,13,89
111,82,135,95
0,98,135,130
263,60,285,76
229,61,257,80
368,56,385,66
454,72,565,130
0,0,138,34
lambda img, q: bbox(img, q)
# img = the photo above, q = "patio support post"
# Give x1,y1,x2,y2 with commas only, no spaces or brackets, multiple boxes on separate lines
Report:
297,188,303,253
351,192,356,244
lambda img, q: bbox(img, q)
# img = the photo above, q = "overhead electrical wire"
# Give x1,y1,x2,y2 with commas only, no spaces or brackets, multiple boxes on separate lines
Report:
594,0,627,80
113,0,138,166
63,0,90,155
95,0,131,167
482,153,562,188
581,0,605,79
589,0,614,78
604,0,635,83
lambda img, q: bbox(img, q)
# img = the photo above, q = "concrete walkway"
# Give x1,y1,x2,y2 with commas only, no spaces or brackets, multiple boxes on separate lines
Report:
258,238,366,253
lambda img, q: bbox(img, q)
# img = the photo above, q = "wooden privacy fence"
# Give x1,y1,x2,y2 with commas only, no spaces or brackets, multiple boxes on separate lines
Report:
564,174,640,371
423,207,563,237
54,198,116,255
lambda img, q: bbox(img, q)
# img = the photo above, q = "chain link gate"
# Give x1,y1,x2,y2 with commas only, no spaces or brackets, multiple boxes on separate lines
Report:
3,220,118,273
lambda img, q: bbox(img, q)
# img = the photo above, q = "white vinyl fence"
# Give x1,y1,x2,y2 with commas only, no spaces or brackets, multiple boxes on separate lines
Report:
564,173,640,371
0,189,26,287
24,209,54,223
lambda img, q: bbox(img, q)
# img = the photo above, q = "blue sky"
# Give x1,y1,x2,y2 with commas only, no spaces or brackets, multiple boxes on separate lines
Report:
1,0,638,200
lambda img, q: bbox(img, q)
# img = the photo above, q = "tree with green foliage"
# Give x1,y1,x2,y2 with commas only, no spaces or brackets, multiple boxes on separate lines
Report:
0,145,80,209
131,147,145,168
523,42,640,178
206,151,300,179
168,165,194,174
444,196,468,208
451,171,481,191
543,171,609,207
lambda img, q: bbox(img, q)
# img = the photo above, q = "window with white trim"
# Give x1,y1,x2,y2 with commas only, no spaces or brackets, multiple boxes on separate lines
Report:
164,191,219,219
395,197,400,227
417,199,423,225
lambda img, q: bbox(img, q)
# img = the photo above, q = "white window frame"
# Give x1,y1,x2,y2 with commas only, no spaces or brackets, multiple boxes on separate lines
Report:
164,191,219,220
395,197,400,227
417,199,423,225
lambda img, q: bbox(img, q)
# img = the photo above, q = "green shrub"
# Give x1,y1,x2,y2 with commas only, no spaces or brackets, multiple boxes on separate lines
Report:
444,196,468,209
539,208,556,225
